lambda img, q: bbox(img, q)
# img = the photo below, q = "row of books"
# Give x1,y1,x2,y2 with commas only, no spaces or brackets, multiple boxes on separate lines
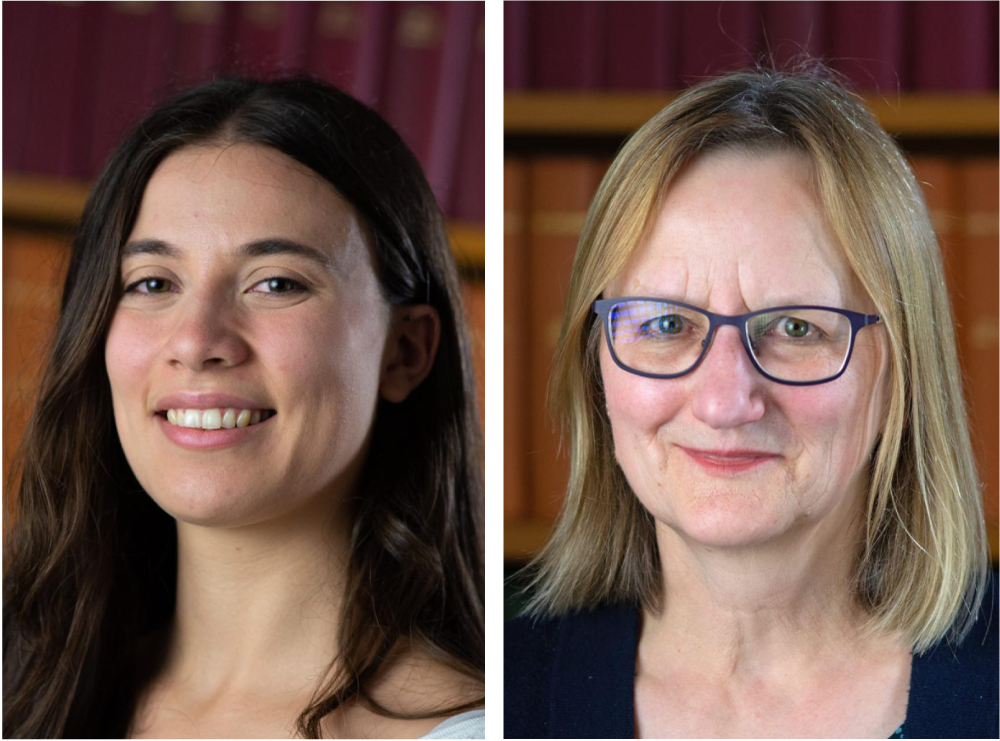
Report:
504,1,999,93
1,230,485,489
2,1,484,222
503,155,999,528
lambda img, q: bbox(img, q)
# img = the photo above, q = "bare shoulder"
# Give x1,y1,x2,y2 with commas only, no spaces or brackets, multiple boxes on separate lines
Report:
376,650,483,710
327,650,484,739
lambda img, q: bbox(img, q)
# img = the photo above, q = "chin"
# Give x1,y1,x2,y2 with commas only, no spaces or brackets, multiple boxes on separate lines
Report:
142,475,262,527
654,482,793,550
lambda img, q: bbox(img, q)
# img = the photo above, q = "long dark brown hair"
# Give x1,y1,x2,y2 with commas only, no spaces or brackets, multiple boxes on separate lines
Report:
3,75,484,738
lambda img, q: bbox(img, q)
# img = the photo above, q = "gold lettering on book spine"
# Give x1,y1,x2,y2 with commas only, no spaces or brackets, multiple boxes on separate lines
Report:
398,5,440,49
320,3,361,38
176,2,221,25
245,1,279,28
116,2,155,15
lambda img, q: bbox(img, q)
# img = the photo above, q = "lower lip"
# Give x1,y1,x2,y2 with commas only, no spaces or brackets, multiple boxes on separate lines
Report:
680,448,779,474
156,413,275,450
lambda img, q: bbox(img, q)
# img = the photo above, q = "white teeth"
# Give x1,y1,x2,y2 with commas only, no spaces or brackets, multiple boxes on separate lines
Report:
164,407,272,430
201,409,222,429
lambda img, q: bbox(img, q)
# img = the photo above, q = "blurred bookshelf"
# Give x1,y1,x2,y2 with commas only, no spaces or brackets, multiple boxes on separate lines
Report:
505,92,1000,137
2,173,486,269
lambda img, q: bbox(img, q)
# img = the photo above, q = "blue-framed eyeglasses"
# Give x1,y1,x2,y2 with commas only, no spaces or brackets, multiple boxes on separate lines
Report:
592,297,881,386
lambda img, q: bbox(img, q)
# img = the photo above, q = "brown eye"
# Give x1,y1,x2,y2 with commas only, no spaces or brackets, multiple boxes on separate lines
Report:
124,277,174,294
249,276,308,296
143,278,172,293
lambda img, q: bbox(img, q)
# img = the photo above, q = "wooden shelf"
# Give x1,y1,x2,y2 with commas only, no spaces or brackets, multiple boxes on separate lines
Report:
505,92,1000,137
504,519,553,561
448,221,485,268
2,173,485,269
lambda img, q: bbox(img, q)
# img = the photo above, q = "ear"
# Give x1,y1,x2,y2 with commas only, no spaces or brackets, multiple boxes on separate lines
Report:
379,305,441,403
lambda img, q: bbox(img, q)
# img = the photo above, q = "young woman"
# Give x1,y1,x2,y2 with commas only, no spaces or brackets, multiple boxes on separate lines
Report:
4,76,484,739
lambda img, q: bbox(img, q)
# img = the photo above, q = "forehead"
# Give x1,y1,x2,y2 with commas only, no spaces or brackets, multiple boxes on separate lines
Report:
127,143,367,264
613,148,862,309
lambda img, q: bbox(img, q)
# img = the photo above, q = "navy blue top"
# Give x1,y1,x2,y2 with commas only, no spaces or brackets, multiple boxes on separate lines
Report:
505,573,998,739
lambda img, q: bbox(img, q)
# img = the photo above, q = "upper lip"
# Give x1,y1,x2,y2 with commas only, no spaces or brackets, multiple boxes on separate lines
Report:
680,447,779,458
154,392,275,413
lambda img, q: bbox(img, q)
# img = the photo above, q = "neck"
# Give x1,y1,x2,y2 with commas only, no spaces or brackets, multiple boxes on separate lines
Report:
640,509,901,684
150,492,352,703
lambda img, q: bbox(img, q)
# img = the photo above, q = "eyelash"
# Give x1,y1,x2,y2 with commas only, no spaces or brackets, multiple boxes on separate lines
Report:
122,275,308,298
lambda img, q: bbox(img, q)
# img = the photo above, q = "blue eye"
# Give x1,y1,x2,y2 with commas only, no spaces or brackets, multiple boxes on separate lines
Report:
636,313,686,338
656,314,684,334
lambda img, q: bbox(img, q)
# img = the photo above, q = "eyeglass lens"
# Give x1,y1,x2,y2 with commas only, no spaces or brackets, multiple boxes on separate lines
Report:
608,300,853,382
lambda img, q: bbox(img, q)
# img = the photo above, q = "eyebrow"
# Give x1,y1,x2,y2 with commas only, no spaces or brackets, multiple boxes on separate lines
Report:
121,238,337,272
628,293,846,310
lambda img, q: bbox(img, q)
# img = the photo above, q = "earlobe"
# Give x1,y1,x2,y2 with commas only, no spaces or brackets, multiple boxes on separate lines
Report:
379,305,441,403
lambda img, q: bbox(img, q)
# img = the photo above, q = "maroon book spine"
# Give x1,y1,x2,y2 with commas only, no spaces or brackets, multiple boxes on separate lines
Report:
309,3,369,100
606,1,681,90
275,2,315,71
308,2,391,108
504,0,530,90
381,1,473,211
828,1,906,93
530,1,605,89
353,2,392,108
168,2,232,93
2,1,43,173
451,4,485,222
760,1,829,69
22,2,97,178
86,2,174,179
425,2,477,214
679,1,760,85
911,0,993,91
228,1,282,75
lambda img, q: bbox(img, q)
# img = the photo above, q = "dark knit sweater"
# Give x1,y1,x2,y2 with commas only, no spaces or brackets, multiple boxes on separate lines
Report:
505,573,998,739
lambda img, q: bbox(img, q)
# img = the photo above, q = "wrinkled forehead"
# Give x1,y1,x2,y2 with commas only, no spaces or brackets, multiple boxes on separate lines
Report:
609,149,867,311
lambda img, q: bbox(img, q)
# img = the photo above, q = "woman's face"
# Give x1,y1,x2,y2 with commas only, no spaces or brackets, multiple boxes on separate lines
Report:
106,143,391,527
601,149,889,549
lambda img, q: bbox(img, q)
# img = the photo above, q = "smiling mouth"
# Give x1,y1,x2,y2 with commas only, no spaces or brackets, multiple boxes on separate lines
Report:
679,447,779,473
156,408,277,430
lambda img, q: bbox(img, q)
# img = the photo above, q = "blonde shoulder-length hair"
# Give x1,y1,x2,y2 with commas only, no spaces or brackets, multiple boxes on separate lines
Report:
525,64,988,654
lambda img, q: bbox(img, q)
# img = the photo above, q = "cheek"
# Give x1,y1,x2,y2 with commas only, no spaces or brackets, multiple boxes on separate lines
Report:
776,377,880,490
105,312,161,413
267,306,387,416
601,345,686,448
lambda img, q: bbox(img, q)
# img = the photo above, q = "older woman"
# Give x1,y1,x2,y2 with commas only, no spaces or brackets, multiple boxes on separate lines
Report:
505,67,995,739
4,76,484,739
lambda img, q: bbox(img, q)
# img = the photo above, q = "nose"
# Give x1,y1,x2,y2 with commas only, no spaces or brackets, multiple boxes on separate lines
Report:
688,325,765,429
163,290,249,372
